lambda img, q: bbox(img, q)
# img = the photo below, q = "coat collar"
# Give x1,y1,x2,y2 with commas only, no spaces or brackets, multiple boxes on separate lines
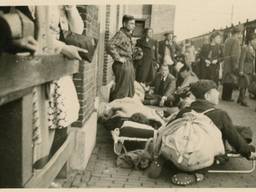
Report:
190,99,216,112
120,27,132,38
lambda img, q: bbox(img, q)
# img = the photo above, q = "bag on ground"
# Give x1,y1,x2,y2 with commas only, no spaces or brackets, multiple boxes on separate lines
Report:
160,109,225,171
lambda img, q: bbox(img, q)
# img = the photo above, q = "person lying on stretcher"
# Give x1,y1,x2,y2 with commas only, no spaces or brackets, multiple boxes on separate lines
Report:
98,97,167,130
174,80,256,160
158,80,256,186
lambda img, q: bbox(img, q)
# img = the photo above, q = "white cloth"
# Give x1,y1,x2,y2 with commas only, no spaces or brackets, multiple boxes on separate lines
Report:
109,97,164,125
48,76,80,129
47,6,80,129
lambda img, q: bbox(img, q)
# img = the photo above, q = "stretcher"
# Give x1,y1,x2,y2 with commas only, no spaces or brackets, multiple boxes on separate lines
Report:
208,153,256,174
111,120,158,155
110,109,255,174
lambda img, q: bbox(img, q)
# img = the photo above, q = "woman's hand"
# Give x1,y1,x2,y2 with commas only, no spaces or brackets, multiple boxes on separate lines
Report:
61,45,88,60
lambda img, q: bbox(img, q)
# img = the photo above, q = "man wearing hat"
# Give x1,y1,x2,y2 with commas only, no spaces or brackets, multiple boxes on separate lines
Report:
222,26,242,101
174,80,256,161
158,31,177,76
237,33,256,106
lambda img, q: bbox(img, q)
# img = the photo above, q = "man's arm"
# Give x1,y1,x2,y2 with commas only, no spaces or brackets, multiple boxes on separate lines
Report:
164,76,176,100
220,110,253,159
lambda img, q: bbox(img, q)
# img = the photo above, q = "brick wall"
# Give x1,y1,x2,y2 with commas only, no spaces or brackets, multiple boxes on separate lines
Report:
72,5,100,127
102,5,114,86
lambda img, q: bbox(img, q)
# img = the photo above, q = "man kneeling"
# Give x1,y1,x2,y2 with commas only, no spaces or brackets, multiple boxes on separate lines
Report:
144,65,176,107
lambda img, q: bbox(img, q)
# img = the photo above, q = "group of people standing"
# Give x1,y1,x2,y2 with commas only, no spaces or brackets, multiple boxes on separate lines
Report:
197,26,256,107
107,14,185,106
107,14,256,109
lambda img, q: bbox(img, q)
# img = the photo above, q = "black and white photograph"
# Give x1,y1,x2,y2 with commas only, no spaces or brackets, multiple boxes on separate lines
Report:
0,0,256,189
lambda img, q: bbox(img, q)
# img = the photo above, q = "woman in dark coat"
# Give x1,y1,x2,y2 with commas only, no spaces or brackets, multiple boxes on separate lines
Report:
237,33,256,106
135,28,159,84
222,27,242,101
198,31,223,85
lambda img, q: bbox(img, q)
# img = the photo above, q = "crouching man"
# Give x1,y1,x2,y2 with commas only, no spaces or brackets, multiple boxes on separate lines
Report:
167,80,256,185
178,80,256,158
144,65,176,107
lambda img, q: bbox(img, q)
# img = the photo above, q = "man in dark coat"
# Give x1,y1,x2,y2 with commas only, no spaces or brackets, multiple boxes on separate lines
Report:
144,65,176,107
175,80,256,160
107,15,136,101
237,33,256,106
222,26,242,101
198,31,223,85
158,31,176,76
135,28,159,84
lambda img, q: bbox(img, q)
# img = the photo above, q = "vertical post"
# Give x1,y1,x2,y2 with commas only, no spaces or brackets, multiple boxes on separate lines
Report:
0,92,33,187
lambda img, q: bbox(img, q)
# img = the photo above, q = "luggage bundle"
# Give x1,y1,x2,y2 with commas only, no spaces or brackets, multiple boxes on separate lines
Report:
111,107,225,172
156,108,225,171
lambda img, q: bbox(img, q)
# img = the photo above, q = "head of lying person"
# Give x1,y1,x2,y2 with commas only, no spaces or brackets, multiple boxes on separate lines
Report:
190,80,219,105
98,102,115,120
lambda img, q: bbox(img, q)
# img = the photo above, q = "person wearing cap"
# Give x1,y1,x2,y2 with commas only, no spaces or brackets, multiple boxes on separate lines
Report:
237,33,256,106
135,28,159,84
174,80,256,160
107,15,136,101
222,26,242,101
158,31,177,76
198,31,223,84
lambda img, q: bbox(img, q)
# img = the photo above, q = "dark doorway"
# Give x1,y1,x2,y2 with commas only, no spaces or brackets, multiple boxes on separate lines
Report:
133,20,145,38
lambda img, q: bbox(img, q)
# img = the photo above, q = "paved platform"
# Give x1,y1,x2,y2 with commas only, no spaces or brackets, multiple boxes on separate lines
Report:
55,90,256,188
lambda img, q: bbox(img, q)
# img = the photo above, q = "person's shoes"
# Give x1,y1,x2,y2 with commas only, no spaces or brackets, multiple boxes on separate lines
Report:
223,98,234,102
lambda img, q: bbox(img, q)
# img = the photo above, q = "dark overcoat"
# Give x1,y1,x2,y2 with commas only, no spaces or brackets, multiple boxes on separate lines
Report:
222,37,241,84
135,37,158,84
158,40,176,65
238,45,255,88
198,43,223,83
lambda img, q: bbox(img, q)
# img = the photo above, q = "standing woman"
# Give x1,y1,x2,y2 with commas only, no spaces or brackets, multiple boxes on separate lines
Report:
35,5,86,167
135,28,159,84
237,33,256,106
198,31,223,85
222,27,242,101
